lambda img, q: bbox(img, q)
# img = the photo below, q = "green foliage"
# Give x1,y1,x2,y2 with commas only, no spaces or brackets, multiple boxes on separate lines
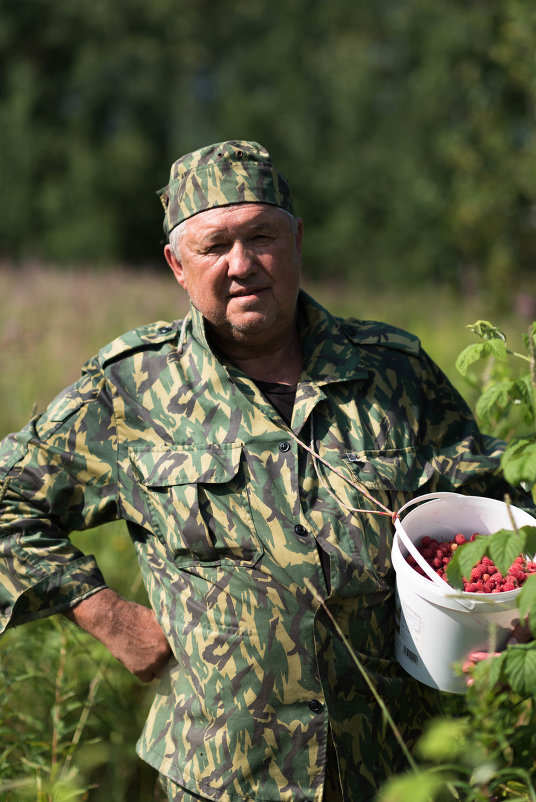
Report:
377,659,536,801
455,321,536,442
0,614,163,802
380,319,536,801
502,435,536,487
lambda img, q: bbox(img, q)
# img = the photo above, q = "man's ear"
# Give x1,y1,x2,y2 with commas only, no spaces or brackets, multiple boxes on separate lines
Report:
164,244,187,291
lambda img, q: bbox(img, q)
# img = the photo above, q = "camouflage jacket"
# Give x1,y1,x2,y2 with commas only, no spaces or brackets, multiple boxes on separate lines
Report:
0,292,508,801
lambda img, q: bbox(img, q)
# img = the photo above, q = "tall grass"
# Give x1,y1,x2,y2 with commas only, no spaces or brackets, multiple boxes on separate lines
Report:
0,262,529,800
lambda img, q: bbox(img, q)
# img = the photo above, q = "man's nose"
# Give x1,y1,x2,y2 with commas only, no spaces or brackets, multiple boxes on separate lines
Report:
227,241,256,276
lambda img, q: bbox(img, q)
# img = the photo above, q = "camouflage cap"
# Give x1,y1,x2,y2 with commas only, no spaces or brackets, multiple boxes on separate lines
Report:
157,140,294,237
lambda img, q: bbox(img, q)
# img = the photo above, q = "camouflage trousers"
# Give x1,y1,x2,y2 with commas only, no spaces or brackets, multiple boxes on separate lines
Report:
159,730,344,801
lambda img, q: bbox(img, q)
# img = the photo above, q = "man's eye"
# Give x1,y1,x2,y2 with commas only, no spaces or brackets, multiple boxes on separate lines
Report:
205,242,226,254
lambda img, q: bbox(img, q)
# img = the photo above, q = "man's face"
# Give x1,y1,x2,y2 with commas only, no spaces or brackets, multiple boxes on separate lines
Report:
164,203,303,354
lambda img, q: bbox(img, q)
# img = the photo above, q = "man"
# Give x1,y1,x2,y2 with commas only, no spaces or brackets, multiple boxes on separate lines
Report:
0,141,516,801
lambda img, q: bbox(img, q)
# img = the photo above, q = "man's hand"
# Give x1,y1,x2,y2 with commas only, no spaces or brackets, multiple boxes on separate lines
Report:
462,621,533,687
63,588,172,682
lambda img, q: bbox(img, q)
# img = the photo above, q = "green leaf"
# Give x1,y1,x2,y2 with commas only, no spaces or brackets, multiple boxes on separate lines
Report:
445,551,465,589
509,375,535,418
520,526,536,560
467,320,507,342
376,770,446,802
501,437,536,486
475,380,515,425
518,573,536,636
456,343,490,376
503,644,536,696
487,529,525,576
416,717,469,762
455,339,507,377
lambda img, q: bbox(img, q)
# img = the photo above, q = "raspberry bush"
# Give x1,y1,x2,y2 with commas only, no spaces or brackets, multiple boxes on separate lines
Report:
377,321,536,802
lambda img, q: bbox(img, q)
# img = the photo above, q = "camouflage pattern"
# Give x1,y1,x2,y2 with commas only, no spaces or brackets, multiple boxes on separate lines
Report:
0,292,512,801
158,140,294,237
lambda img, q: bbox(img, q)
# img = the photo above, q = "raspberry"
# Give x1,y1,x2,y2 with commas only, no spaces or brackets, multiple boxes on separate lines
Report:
509,565,525,581
408,533,532,595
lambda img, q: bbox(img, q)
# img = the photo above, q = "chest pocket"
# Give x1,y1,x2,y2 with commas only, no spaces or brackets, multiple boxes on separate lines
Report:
344,447,434,511
129,443,263,569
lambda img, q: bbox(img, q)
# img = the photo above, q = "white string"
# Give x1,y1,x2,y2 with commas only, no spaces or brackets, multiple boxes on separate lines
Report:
287,427,396,522
177,311,192,356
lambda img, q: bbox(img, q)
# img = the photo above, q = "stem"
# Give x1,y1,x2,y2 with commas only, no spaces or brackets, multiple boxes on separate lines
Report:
504,494,520,535
529,323,536,432
50,629,67,771
59,665,105,780
303,578,418,773
506,349,530,363
491,767,536,802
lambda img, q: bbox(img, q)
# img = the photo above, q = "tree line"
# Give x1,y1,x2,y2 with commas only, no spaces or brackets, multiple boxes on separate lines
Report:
2,0,536,306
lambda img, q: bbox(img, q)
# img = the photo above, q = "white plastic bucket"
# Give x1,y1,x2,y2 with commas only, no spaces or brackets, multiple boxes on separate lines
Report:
392,492,536,694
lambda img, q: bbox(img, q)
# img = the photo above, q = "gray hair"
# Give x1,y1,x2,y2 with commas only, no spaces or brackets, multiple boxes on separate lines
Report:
168,207,298,261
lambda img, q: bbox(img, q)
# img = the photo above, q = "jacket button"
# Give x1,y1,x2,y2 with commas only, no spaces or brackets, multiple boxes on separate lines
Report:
294,524,308,537
158,325,173,334
309,699,323,713
278,442,291,452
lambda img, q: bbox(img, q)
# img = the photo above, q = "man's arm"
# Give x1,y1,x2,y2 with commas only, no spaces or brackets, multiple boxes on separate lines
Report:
63,588,172,682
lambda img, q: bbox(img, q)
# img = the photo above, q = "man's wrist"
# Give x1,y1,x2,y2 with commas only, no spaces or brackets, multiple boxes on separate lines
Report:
63,587,124,640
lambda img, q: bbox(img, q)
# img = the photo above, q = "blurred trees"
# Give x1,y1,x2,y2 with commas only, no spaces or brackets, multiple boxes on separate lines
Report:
1,0,536,305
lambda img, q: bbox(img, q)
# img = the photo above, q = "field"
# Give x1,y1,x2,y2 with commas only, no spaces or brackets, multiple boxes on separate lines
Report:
0,262,529,800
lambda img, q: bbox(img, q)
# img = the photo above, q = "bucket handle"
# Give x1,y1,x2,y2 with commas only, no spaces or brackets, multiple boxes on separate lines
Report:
393,492,477,611
395,490,483,520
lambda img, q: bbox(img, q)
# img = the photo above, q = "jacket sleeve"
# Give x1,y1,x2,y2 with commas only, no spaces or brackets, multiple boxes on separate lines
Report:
0,357,119,634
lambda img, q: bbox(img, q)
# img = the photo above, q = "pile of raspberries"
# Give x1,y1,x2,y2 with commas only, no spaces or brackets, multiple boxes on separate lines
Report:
406,533,536,593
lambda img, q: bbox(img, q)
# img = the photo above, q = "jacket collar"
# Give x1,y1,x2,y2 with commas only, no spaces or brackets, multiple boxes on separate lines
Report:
186,290,370,386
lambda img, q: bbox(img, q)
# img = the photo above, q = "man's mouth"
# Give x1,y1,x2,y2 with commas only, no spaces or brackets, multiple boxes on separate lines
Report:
229,287,269,298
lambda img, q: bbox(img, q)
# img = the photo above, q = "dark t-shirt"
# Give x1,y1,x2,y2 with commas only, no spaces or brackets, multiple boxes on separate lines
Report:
254,379,297,426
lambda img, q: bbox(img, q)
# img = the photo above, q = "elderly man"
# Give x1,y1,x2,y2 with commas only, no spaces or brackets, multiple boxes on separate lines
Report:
0,141,514,801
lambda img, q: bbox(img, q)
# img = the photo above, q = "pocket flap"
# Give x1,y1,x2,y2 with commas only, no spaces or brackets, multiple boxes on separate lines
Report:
345,448,434,491
129,443,243,487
